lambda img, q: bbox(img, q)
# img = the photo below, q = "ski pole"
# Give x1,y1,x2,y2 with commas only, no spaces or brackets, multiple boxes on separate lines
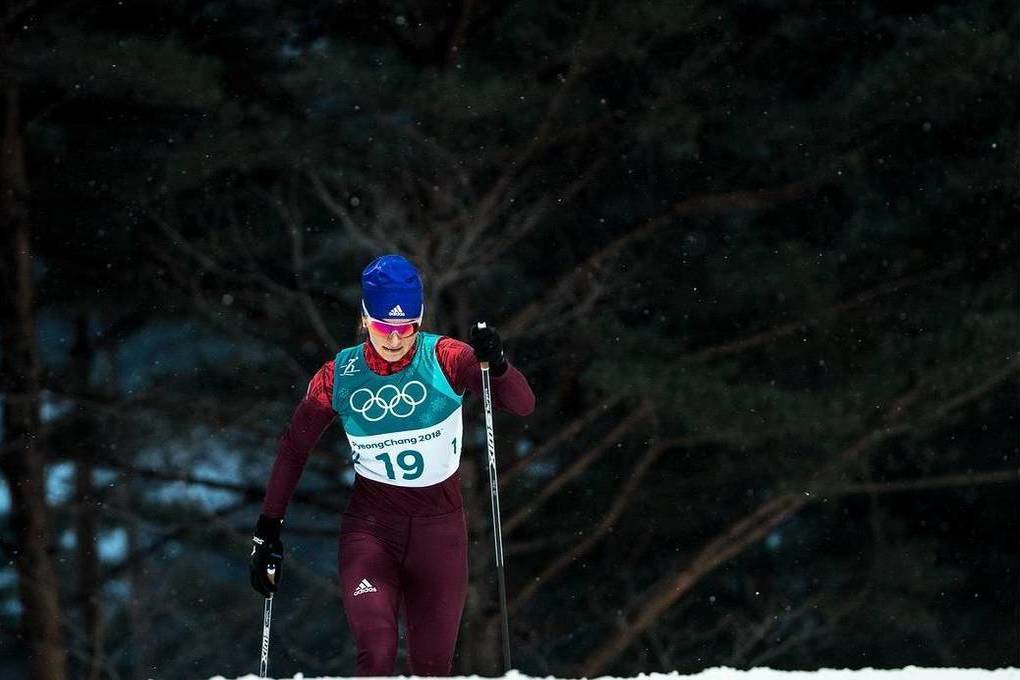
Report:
477,322,512,672
260,567,275,678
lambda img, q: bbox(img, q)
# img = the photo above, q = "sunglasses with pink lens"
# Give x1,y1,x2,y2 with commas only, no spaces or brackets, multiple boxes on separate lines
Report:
367,319,419,337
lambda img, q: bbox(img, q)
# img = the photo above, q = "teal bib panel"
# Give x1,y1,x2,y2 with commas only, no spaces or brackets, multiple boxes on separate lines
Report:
332,332,464,487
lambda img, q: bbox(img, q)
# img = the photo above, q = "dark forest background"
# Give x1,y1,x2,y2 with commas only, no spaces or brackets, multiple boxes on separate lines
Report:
1,1,1017,679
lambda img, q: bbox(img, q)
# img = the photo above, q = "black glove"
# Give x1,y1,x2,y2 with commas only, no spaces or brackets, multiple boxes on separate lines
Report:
249,514,284,597
469,323,507,376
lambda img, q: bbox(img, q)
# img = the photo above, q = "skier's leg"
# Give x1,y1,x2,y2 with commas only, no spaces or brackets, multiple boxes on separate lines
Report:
402,509,468,676
339,519,405,676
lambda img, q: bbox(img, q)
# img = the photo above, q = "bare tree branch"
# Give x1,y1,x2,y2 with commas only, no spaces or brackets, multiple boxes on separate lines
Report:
502,411,872,617
146,239,309,379
508,433,666,615
448,2,601,276
271,185,339,350
683,260,965,364
580,357,1020,675
459,158,607,283
500,394,624,488
77,450,348,513
504,168,841,339
821,468,1017,497
503,401,652,535
307,169,397,253
444,0,476,69
743,588,870,668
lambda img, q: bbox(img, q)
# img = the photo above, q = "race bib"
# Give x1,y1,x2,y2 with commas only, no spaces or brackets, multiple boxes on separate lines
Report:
345,406,463,487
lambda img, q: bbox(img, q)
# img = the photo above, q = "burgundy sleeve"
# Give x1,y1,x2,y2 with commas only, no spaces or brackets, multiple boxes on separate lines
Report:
435,337,536,416
261,361,338,519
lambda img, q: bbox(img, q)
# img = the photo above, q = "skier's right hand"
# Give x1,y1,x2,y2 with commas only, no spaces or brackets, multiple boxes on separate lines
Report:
249,514,284,597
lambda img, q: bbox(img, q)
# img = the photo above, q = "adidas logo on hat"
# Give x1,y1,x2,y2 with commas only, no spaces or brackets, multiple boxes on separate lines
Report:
352,579,378,597
388,305,405,317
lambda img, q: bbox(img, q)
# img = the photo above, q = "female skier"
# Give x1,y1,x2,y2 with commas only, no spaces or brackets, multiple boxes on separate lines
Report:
249,253,535,675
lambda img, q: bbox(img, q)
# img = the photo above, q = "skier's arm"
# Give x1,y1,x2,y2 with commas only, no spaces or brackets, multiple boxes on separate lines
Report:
436,336,536,416
260,361,338,519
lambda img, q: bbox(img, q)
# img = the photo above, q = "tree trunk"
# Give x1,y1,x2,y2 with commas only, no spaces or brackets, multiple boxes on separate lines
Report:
0,86,68,680
75,460,103,680
70,313,104,680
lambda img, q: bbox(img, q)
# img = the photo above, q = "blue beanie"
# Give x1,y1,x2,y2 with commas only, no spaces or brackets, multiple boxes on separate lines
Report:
361,254,424,322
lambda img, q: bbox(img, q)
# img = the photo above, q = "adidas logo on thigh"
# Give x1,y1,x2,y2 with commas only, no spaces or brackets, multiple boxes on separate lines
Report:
352,578,378,597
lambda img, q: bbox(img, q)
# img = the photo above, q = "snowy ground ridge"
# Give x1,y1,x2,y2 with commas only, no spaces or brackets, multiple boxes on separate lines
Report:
211,665,1020,680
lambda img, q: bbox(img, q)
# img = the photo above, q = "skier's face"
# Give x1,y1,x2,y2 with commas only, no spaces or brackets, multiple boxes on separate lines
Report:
364,316,419,362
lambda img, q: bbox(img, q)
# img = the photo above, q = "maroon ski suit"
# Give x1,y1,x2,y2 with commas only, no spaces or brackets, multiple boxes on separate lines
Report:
261,335,535,675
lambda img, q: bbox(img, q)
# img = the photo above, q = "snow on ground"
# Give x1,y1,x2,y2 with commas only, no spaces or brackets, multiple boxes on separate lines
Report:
211,666,1020,680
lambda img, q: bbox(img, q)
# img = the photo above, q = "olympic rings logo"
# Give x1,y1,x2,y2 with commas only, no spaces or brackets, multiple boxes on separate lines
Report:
349,381,428,422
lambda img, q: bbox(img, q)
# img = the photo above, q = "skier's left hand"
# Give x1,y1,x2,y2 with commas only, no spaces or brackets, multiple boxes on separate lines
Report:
469,323,507,376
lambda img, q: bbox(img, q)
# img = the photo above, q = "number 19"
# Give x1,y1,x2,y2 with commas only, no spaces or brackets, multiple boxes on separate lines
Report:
375,449,424,481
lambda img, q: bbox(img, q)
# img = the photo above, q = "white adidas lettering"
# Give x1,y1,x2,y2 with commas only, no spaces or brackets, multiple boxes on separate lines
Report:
388,304,405,317
352,578,378,597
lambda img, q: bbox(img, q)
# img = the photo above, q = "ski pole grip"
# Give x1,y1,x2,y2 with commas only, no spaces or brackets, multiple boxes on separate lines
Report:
476,322,490,369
